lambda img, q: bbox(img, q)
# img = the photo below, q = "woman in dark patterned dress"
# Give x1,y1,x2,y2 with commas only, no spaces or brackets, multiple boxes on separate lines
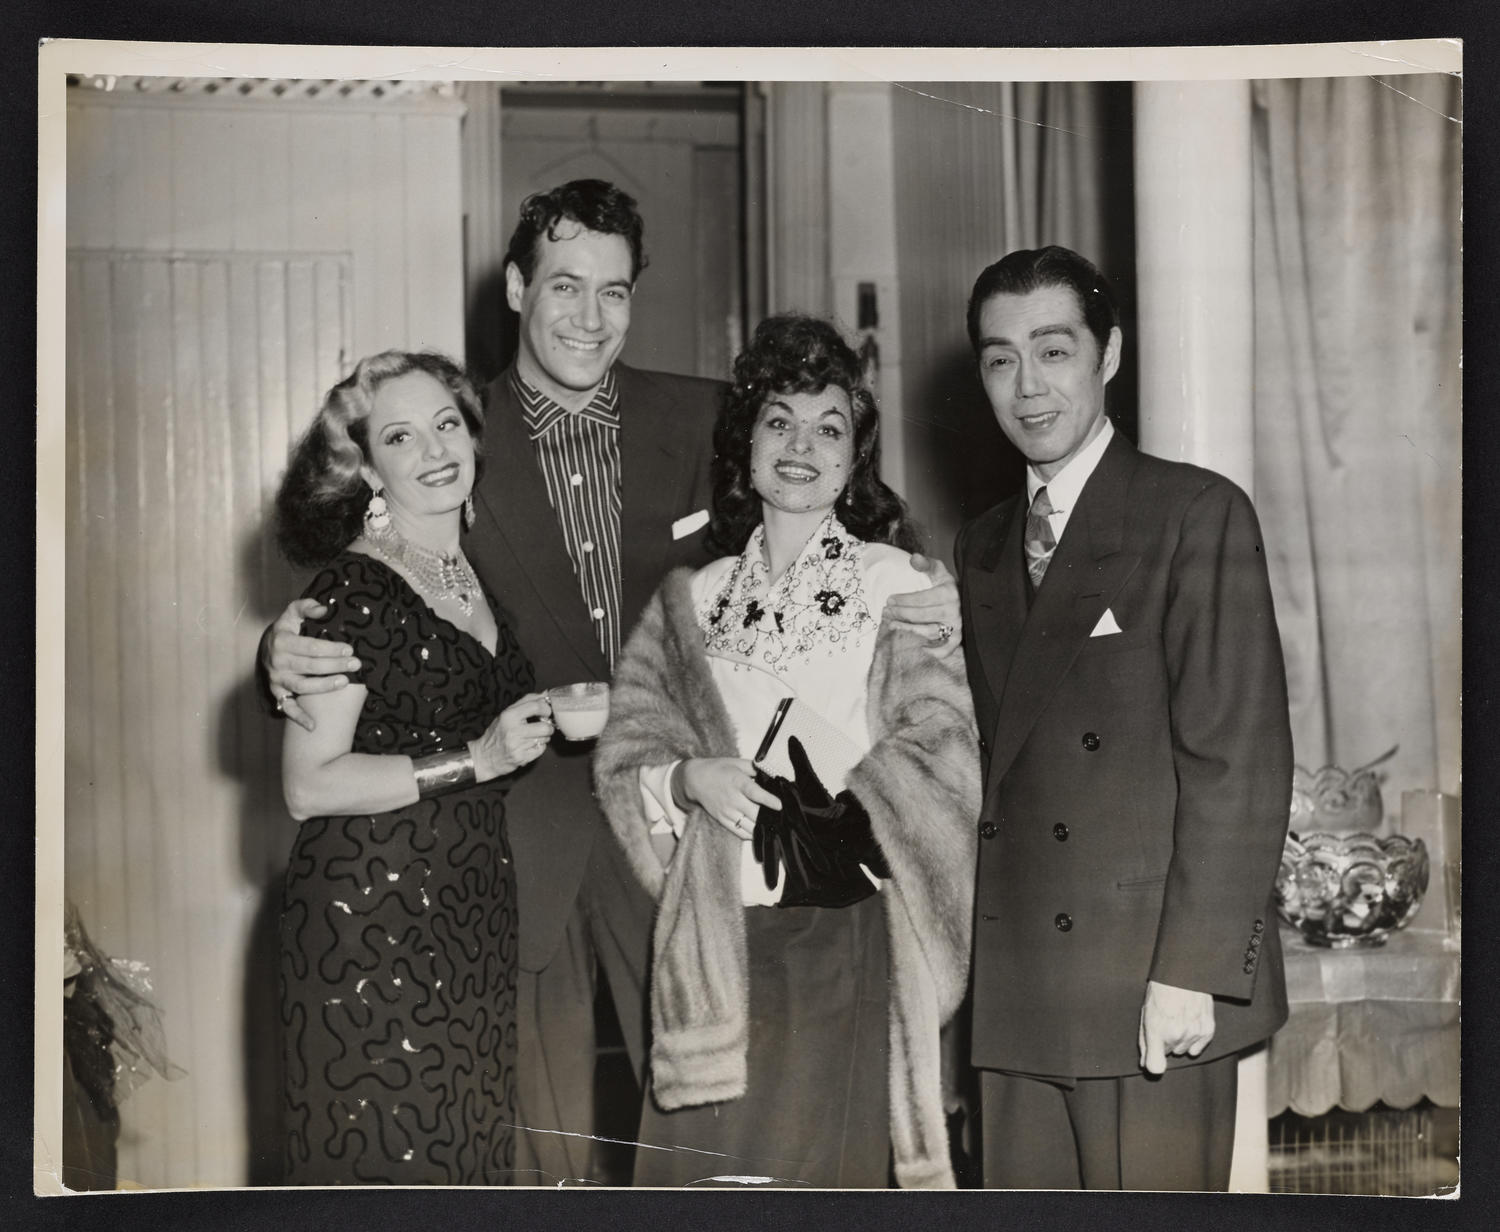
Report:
273,351,553,1185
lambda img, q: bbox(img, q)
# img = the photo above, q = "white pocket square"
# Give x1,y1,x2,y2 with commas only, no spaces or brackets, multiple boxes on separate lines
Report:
672,508,710,540
1090,608,1123,637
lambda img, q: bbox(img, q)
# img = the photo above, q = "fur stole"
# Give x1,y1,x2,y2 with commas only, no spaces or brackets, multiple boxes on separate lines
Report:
594,566,980,1188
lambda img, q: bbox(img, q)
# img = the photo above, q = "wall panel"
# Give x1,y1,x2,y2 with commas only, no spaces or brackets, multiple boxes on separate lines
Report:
64,81,461,1187
65,250,350,1186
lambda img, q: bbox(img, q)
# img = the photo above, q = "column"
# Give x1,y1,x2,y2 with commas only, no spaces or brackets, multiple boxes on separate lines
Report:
765,82,830,319
827,82,905,493
1133,81,1255,493
1133,80,1268,1193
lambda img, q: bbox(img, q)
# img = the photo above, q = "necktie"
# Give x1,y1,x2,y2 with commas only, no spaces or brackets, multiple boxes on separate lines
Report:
1024,486,1057,592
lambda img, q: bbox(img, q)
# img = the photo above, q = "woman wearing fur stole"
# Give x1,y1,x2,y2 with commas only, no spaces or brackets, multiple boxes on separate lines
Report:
594,315,981,1188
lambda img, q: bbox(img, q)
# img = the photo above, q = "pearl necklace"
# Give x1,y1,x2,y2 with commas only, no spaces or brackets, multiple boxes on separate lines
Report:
365,520,481,617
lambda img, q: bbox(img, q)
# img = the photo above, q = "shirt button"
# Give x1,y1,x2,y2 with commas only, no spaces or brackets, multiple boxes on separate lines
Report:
591,607,605,620
570,473,584,487
582,541,595,553
1250,935,1261,948
979,822,998,840
1082,732,1101,751
1253,919,1265,933
1244,961,1256,973
1053,823,1069,842
1054,913,1073,932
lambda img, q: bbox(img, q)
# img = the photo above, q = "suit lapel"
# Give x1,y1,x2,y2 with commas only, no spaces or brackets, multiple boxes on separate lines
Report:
617,365,702,625
474,371,609,677
983,434,1142,792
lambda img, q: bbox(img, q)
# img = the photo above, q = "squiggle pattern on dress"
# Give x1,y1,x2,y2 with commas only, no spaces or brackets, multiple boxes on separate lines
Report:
279,553,532,1185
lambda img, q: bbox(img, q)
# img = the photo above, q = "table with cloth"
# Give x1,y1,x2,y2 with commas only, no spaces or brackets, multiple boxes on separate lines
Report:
1268,926,1458,1117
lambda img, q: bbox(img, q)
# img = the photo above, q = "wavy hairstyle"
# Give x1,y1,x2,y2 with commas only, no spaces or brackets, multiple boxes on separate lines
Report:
708,315,922,557
504,179,648,285
275,351,485,569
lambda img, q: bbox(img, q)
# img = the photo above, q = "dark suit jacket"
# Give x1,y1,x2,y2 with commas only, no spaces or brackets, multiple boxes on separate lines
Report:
956,432,1293,1079
467,363,721,972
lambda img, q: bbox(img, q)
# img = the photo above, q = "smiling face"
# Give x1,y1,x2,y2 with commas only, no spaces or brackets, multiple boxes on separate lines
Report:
359,369,477,528
976,283,1122,481
749,387,856,522
505,222,634,410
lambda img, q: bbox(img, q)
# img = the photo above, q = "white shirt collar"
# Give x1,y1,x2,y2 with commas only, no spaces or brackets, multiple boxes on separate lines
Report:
1025,418,1115,515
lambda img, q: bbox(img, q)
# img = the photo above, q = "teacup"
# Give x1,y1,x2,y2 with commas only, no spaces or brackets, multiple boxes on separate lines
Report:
547,681,611,741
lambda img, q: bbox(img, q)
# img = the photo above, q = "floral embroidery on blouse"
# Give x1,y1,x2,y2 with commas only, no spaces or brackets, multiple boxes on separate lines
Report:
698,512,875,671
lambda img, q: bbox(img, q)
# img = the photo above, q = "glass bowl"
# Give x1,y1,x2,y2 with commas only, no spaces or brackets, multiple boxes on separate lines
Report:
1274,830,1429,947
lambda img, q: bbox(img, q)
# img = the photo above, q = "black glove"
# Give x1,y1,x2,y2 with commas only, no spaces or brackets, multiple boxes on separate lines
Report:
750,737,886,909
786,738,893,881
751,765,833,901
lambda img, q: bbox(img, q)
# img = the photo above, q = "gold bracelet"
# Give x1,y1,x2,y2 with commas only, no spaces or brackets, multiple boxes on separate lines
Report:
412,748,476,797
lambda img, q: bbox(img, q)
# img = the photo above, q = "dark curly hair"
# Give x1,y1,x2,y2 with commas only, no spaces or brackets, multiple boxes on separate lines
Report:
504,179,648,285
275,351,485,569
708,315,922,557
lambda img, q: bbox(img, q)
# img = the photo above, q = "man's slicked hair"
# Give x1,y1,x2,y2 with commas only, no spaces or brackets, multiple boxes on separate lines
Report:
966,245,1119,362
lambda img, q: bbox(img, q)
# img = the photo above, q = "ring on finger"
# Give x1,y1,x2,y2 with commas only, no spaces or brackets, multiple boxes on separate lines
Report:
935,622,955,644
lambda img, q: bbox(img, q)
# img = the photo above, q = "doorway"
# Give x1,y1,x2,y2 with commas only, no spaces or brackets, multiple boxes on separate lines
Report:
468,82,758,389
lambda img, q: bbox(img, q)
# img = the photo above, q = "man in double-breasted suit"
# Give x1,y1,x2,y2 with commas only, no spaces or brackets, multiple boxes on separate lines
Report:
954,247,1293,1190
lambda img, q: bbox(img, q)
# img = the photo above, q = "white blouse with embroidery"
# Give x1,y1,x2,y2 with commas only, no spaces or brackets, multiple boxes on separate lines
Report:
637,512,930,905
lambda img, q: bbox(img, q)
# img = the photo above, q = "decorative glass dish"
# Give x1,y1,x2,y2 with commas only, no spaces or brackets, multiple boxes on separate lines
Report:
1290,747,1397,835
1274,830,1430,948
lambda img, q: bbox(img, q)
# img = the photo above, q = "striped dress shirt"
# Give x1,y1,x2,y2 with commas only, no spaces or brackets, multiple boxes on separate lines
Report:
513,369,624,669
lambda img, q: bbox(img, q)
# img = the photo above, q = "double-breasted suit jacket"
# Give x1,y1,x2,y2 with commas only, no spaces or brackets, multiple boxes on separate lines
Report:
468,363,721,976
956,431,1293,1080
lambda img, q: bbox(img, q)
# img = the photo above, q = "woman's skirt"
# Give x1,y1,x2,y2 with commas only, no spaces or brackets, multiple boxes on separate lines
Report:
632,892,890,1188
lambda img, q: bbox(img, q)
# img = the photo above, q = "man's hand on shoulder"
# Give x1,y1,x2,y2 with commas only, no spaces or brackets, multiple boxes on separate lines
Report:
263,598,361,732
884,554,961,654
1138,979,1216,1075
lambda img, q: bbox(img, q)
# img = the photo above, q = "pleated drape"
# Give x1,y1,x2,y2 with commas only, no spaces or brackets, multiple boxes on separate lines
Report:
1251,74,1461,801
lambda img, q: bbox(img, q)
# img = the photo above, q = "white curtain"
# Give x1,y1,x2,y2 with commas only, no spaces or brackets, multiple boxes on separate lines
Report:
1251,73,1461,802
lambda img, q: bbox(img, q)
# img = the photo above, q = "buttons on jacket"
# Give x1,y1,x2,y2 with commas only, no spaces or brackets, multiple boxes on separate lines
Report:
1243,917,1268,972
1054,913,1073,932
1053,823,1069,842
1082,732,1101,751
980,821,998,840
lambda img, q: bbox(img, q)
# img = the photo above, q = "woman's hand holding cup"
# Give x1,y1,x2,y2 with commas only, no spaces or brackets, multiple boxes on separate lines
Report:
469,692,554,780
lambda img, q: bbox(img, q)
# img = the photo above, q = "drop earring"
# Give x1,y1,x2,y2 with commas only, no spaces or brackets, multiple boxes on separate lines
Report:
463,494,475,531
365,487,390,532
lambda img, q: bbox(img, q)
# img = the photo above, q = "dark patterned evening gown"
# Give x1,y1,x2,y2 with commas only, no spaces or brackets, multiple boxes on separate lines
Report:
278,552,533,1185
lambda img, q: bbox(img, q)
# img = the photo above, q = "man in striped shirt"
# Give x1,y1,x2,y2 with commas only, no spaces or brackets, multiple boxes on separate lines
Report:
264,179,959,1183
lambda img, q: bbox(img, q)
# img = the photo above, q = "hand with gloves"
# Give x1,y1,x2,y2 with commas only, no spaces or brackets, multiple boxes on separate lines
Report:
751,736,891,908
